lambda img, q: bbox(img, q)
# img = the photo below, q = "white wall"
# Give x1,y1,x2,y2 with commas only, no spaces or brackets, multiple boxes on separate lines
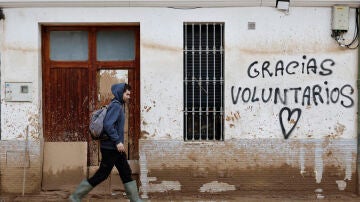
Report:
0,5,358,193
225,8,358,140
0,6,357,142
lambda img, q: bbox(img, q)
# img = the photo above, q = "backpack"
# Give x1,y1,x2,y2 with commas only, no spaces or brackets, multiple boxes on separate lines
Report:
89,100,119,140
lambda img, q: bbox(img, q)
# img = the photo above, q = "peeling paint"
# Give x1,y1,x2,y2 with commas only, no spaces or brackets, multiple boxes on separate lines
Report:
148,181,181,192
299,146,306,176
226,111,241,122
314,142,323,184
2,104,40,141
27,112,41,141
336,180,347,191
199,181,236,193
344,148,352,180
139,151,149,199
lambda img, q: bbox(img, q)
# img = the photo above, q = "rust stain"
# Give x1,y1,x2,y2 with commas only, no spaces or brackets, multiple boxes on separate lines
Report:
142,41,180,52
229,124,235,128
289,119,296,124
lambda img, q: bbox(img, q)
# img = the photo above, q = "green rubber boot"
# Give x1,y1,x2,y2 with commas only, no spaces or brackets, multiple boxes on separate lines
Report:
124,180,143,202
69,179,93,202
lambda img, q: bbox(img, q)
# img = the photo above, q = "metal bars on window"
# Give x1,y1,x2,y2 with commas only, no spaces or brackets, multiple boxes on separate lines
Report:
184,23,224,141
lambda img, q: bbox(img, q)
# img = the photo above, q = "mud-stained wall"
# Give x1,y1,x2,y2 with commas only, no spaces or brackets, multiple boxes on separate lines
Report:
0,6,358,194
0,8,42,193
0,140,41,193
140,139,357,196
42,142,87,191
138,7,359,195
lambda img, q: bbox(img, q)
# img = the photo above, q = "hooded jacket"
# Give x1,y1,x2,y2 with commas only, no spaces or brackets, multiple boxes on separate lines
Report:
101,83,126,150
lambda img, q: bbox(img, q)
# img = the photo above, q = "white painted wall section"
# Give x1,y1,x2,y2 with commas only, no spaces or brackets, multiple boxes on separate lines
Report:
0,6,357,189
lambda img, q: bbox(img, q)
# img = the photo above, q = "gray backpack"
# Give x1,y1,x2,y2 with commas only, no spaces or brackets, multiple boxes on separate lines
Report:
89,100,119,140
89,105,108,140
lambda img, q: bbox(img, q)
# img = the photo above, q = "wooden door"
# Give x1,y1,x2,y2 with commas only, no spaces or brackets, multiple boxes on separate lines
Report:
42,27,91,142
42,26,140,168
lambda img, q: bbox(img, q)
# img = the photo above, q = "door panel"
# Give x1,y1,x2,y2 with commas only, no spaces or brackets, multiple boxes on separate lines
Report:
45,67,89,141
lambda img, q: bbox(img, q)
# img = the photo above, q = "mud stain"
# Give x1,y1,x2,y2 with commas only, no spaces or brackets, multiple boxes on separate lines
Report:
147,164,356,193
4,45,38,52
42,167,85,191
142,41,180,52
141,130,150,139
239,43,349,55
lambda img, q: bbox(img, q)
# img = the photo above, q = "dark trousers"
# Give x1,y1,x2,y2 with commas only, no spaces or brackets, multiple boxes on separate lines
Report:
88,148,133,187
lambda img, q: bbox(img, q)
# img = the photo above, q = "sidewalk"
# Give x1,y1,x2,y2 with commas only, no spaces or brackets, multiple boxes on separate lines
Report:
1,190,360,202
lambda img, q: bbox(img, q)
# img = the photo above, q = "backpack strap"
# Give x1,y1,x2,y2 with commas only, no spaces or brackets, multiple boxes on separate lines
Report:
110,99,121,105
109,99,124,112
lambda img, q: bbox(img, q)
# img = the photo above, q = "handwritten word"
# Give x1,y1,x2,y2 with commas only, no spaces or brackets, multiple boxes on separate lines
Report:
231,81,354,108
247,56,334,78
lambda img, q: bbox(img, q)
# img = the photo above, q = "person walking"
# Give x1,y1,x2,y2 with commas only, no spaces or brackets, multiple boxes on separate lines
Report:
69,83,142,202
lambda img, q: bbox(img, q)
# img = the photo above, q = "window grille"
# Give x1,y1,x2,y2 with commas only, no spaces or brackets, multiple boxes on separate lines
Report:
183,23,224,141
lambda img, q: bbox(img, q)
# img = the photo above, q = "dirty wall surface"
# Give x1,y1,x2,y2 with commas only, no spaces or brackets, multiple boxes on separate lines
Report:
139,7,359,195
0,6,358,195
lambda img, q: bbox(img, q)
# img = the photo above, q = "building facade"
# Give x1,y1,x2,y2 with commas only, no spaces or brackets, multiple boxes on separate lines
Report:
0,0,359,197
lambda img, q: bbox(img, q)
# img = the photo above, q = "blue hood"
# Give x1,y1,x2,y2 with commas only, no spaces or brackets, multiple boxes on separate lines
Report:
101,83,127,149
111,83,125,103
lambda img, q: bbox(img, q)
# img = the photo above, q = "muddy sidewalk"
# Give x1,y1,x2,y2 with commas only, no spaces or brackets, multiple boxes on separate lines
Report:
1,190,360,202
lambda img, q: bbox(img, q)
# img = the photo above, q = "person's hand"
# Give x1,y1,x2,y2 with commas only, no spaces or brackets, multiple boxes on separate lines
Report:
116,143,125,153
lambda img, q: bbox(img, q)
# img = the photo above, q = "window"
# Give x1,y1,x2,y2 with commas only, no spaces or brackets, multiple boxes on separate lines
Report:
96,30,135,61
183,23,224,141
50,31,88,61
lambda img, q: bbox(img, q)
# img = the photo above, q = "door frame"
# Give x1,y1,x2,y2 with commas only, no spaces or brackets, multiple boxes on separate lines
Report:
41,25,141,160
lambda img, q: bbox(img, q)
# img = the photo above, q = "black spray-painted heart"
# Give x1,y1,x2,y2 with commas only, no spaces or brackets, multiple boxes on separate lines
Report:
279,107,302,139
